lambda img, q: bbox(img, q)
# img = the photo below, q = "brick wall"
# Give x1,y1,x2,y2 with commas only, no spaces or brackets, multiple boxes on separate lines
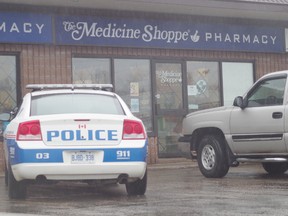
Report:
1,43,288,172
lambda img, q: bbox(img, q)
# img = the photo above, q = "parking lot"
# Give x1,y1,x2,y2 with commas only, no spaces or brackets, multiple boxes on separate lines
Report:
1,163,288,216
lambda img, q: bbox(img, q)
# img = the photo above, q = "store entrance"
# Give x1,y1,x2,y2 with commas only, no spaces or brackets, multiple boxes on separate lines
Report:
152,61,188,158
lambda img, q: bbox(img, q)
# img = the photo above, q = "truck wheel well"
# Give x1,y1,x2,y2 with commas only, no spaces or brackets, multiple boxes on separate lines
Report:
191,128,237,166
191,128,225,152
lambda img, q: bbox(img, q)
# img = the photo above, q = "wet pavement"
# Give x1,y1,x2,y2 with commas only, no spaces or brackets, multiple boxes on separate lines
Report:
1,162,288,216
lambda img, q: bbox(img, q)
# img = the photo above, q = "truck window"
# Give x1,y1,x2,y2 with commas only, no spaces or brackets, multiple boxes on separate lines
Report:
247,77,286,107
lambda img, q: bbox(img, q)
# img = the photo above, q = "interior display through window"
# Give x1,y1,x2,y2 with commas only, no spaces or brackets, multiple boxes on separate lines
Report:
114,59,152,132
186,61,220,111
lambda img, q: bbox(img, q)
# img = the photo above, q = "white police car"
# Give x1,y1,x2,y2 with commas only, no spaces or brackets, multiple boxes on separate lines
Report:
1,84,147,199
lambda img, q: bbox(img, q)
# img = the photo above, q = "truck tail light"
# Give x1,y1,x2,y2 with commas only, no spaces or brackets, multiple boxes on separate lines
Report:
122,119,146,140
16,120,42,141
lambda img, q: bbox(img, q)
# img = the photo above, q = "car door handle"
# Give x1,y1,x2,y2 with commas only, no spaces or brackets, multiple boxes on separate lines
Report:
272,112,283,119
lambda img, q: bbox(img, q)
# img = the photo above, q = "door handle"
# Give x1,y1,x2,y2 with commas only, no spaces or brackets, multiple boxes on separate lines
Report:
272,112,283,119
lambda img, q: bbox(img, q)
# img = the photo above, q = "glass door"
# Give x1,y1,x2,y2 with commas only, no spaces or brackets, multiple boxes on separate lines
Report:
152,61,188,158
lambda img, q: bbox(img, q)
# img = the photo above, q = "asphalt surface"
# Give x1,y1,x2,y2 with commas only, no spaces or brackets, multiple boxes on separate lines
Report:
2,160,288,216
0,158,197,216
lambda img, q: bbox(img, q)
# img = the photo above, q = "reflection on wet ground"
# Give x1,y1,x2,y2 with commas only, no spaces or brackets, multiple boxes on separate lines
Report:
1,164,288,216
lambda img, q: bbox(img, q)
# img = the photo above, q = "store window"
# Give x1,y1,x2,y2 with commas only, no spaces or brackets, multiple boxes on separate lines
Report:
72,58,111,84
72,57,152,132
222,62,254,106
0,55,17,139
186,61,220,111
114,59,152,132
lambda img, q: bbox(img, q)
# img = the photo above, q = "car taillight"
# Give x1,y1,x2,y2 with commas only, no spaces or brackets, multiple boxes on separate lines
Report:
16,120,42,141
122,119,146,140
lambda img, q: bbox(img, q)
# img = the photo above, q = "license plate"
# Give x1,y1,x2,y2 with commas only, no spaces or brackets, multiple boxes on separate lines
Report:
70,151,96,164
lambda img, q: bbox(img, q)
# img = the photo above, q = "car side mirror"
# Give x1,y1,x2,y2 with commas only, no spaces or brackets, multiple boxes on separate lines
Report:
10,107,19,120
0,113,10,121
233,96,247,109
0,113,10,141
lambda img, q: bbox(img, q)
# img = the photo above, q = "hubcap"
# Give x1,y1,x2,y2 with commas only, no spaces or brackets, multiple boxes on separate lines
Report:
201,144,216,170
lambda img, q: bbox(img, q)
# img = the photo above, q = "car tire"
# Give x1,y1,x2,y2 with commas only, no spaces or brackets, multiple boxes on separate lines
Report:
197,135,229,178
8,164,27,199
125,170,147,196
262,162,288,175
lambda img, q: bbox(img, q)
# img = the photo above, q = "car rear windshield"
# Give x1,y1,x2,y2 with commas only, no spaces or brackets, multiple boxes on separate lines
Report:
30,93,125,116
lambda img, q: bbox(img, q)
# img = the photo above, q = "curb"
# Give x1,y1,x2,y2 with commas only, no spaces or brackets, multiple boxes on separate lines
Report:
148,158,196,170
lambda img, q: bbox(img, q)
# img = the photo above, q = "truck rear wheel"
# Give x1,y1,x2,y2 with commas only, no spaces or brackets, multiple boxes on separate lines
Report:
262,162,288,175
197,135,229,178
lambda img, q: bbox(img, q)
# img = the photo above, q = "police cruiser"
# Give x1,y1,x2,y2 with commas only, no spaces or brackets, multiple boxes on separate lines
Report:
1,84,147,199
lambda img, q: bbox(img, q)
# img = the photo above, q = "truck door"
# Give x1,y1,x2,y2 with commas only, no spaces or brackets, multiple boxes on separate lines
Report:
230,75,287,154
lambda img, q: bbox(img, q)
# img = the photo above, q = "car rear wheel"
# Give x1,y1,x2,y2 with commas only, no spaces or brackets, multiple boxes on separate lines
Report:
8,164,27,199
262,162,288,175
197,135,229,178
125,170,147,196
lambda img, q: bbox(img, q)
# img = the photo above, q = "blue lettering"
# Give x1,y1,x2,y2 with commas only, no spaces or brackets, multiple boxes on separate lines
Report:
47,131,59,141
61,130,74,141
88,130,93,140
76,130,86,140
46,129,119,141
108,130,118,140
95,130,105,140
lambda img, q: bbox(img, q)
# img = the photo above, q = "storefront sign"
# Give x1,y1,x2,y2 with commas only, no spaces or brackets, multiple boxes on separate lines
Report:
55,15,285,53
0,12,52,44
0,12,285,53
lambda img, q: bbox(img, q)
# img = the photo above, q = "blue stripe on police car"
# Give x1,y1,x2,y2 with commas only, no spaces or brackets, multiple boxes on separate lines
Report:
6,138,147,165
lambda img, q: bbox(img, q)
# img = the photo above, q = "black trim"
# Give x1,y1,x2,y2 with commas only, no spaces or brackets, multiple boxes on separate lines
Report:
178,135,192,143
232,134,283,142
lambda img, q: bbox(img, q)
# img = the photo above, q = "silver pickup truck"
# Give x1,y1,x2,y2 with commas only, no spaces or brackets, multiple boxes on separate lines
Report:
179,70,288,178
